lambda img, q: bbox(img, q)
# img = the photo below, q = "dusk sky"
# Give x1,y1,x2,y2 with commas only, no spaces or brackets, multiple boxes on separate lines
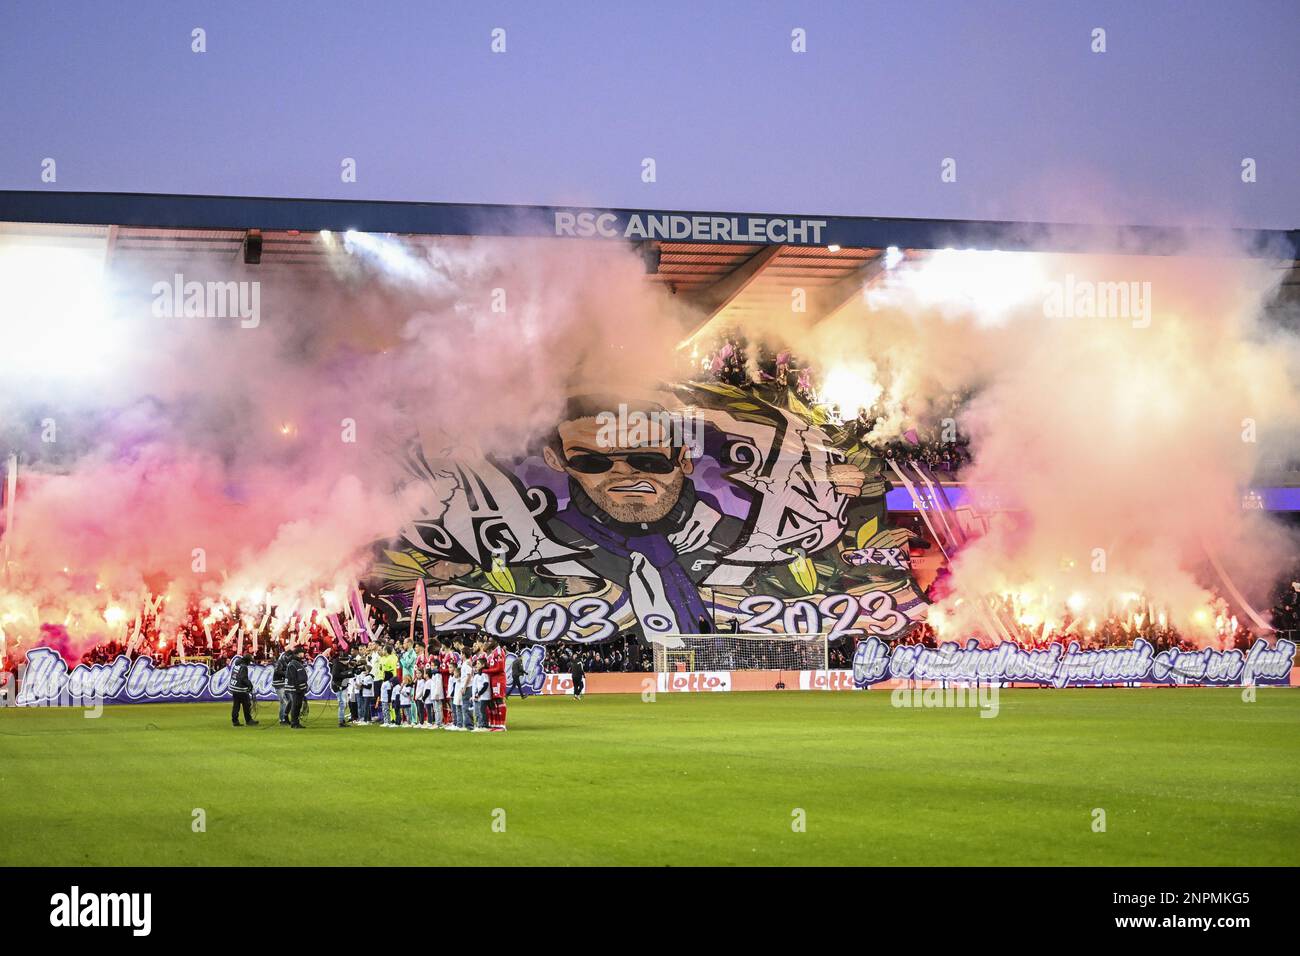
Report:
1,0,1297,228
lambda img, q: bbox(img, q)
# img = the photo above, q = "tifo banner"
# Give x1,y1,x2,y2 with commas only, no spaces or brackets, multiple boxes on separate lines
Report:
368,382,927,645
852,637,1298,688
11,647,334,706
9,645,545,707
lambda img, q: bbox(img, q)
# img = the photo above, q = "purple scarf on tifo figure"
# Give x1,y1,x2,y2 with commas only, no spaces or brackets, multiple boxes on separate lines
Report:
552,482,712,636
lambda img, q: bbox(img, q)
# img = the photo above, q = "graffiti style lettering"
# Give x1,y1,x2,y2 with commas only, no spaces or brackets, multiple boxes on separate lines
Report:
852,637,1295,689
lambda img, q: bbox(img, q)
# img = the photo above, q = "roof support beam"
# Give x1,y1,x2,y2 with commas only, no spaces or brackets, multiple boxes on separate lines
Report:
808,253,889,327
676,244,783,345
103,224,119,265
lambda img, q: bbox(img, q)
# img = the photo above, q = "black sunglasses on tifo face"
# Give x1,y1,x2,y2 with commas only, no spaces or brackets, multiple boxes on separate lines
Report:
560,446,682,475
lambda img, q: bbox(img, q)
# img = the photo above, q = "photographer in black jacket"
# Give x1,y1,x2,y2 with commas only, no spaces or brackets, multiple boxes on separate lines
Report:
508,652,527,700
272,649,292,725
331,651,355,728
229,652,259,727
284,647,309,729
570,656,585,701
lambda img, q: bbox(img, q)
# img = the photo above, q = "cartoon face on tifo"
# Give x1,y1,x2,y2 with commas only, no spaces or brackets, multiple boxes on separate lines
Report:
374,383,927,642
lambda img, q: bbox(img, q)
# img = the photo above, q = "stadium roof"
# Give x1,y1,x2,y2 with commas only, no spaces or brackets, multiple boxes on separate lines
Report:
2,190,1297,253
3,190,1299,334
2,194,1298,493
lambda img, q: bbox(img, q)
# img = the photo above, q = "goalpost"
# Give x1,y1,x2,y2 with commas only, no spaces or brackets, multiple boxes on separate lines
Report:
649,632,830,672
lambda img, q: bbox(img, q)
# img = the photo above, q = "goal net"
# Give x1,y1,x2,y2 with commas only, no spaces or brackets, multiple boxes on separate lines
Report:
649,633,829,672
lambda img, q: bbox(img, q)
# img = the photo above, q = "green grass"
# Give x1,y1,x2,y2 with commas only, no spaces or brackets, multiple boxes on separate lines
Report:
1,689,1297,866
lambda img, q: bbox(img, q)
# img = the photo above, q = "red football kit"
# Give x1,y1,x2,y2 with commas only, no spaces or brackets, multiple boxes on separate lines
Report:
439,650,457,724
485,646,508,730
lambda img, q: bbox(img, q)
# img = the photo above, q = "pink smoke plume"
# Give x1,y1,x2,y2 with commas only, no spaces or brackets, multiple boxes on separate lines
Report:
0,234,687,660
732,241,1300,645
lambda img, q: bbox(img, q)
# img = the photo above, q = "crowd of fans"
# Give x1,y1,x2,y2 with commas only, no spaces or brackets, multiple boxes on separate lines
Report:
5,590,1294,671
696,330,975,474
0,598,350,675
6,554,1298,678
6,581,1297,679
697,335,817,403
1268,576,1300,641
519,636,653,674
842,393,974,474
908,615,1259,655
71,602,340,672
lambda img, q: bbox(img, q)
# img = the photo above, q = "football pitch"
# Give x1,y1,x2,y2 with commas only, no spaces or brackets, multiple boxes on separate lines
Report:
2,689,1297,867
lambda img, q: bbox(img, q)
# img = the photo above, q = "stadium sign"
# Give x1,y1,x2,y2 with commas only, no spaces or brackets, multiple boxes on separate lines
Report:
657,671,733,693
851,637,1297,689
799,669,856,691
554,209,827,245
